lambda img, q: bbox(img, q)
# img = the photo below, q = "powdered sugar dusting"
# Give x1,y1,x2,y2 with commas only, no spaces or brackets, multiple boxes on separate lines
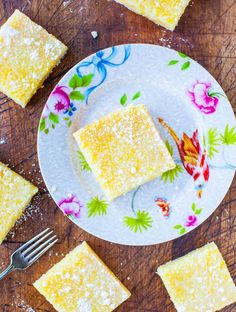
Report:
77,298,92,312
7,193,43,240
34,243,130,310
75,104,175,200
0,10,67,106
1,24,19,39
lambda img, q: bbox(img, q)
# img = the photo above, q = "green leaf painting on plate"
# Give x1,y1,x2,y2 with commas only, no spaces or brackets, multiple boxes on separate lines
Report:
161,165,183,183
192,202,202,215
120,93,128,106
69,74,83,89
165,139,173,155
69,91,85,101
181,61,190,71
39,118,46,132
124,210,153,233
49,113,59,124
41,71,94,134
132,91,141,100
87,197,109,217
120,91,141,106
206,128,220,159
178,52,188,58
168,60,179,66
68,73,93,103
77,151,91,172
173,202,202,235
69,73,94,89
161,140,183,183
203,125,236,161
220,124,236,145
168,51,191,71
173,225,186,235
81,74,94,87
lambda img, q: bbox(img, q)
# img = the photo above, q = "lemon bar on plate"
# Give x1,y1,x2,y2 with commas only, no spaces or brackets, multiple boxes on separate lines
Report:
74,104,175,201
157,242,236,312
0,10,67,107
34,242,131,312
114,0,191,30
0,162,38,244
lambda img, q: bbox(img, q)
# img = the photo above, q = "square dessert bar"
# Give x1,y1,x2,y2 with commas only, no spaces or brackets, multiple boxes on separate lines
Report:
34,242,131,312
114,0,191,30
0,162,38,244
157,242,236,312
0,10,67,107
74,104,175,201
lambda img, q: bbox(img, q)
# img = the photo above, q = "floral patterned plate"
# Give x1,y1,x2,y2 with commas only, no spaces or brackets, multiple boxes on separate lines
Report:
38,44,236,246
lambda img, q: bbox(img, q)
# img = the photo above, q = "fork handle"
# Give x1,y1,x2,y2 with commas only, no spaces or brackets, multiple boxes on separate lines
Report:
0,264,15,281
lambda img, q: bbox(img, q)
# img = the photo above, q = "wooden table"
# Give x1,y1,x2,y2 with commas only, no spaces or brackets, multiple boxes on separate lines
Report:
0,0,236,311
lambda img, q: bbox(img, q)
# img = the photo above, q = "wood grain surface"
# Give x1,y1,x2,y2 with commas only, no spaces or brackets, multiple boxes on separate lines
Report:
0,0,236,311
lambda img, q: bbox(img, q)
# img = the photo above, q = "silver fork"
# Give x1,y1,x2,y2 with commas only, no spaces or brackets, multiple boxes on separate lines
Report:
0,228,58,280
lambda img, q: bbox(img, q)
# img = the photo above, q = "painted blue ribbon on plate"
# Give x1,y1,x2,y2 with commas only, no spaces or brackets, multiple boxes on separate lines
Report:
76,45,131,103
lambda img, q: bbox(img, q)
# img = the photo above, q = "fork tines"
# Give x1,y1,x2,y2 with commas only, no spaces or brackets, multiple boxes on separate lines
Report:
19,228,58,264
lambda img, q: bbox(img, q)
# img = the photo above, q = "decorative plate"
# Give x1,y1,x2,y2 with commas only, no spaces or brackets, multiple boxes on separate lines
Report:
38,44,236,246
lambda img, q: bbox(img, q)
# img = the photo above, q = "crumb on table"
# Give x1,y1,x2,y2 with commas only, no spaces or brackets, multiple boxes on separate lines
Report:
91,30,99,39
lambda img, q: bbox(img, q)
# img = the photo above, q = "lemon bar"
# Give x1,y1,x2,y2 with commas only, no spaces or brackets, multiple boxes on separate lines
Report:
0,10,67,107
114,0,191,30
34,242,131,312
74,104,175,201
157,242,236,312
0,162,38,244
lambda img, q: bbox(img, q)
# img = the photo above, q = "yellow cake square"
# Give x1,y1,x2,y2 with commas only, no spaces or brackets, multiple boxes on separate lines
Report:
34,242,131,312
0,162,38,244
0,10,67,107
114,0,191,30
74,104,175,201
157,242,236,312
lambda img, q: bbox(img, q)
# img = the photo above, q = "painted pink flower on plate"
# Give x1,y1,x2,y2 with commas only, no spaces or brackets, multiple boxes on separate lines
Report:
188,82,221,114
47,86,70,115
58,194,83,218
185,215,197,227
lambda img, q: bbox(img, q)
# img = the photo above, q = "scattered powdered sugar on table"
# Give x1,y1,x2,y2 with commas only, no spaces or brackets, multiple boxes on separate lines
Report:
17,299,35,312
0,261,5,270
63,0,75,13
21,0,31,12
7,193,43,239
63,0,72,7
158,30,194,49
0,137,7,144
48,249,54,257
